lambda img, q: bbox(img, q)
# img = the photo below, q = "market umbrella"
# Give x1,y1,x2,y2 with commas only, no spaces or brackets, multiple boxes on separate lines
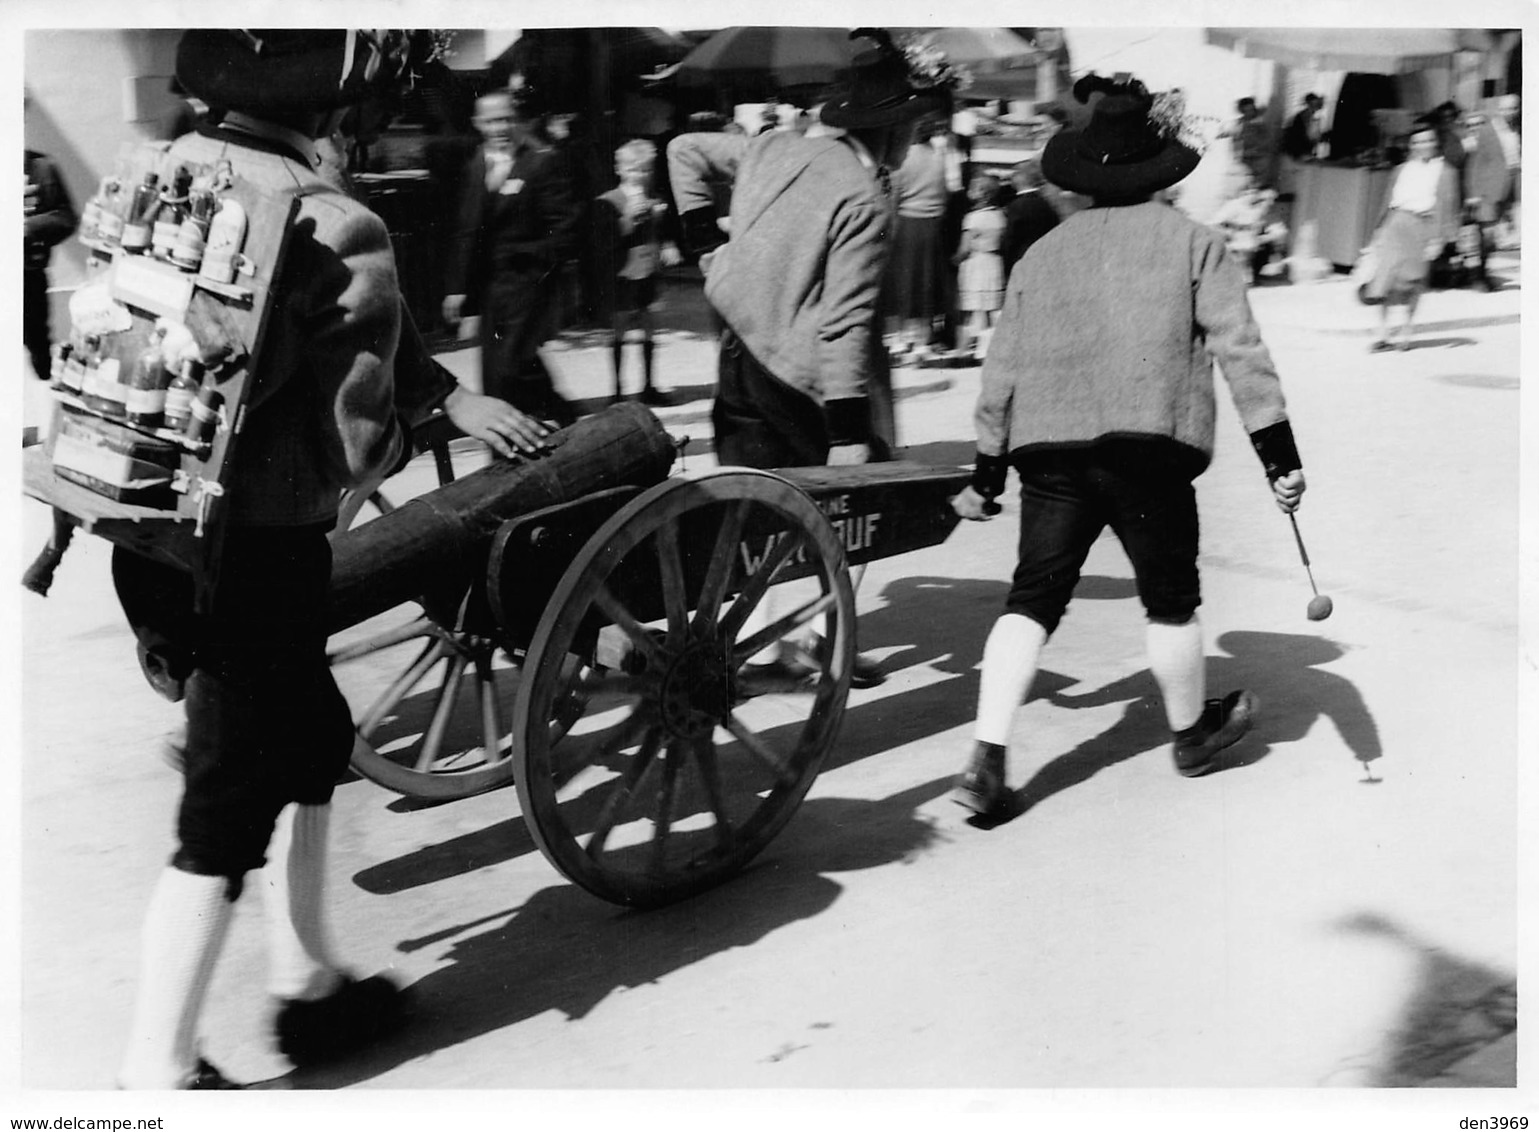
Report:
1204,27,1490,75
894,27,1038,72
670,26,857,94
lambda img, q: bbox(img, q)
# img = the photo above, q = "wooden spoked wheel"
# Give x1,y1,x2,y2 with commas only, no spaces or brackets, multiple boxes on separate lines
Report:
328,439,544,802
512,469,855,907
328,601,528,800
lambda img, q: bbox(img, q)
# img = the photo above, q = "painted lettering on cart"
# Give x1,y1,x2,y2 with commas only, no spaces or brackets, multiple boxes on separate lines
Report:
736,495,883,576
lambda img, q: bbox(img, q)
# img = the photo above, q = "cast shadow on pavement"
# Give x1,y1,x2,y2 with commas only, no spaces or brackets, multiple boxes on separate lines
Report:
1400,335,1478,351
298,777,955,1088
351,573,1143,894
1323,912,1516,1087
982,629,1382,825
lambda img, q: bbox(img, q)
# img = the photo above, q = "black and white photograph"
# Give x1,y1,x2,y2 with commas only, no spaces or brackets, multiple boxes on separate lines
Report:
6,2,1534,1127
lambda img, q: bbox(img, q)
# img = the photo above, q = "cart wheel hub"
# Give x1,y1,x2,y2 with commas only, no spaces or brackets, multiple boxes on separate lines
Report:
659,642,730,739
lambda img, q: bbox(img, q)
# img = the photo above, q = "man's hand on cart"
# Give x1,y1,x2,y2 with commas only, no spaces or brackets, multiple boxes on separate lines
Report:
951,485,1000,520
442,386,552,458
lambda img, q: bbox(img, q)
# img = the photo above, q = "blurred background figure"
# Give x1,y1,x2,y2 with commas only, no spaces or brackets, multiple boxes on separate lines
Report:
1488,93,1521,248
593,138,681,404
1462,105,1513,289
953,171,1008,361
1358,122,1460,352
1227,95,1274,189
1000,157,1060,274
443,88,582,425
1277,91,1324,204
884,115,952,363
546,111,613,330
1209,169,1290,285
23,134,76,382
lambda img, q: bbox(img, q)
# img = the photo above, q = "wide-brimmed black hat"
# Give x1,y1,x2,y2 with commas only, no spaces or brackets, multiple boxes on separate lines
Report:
819,28,953,131
176,29,418,116
1041,73,1200,199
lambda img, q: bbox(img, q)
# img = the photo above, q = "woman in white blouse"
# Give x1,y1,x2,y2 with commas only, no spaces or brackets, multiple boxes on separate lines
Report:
1358,125,1461,351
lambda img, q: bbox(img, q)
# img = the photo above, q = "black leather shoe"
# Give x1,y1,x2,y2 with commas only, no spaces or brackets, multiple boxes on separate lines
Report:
953,742,1012,818
850,652,886,688
1172,690,1257,777
736,657,818,698
275,974,406,1068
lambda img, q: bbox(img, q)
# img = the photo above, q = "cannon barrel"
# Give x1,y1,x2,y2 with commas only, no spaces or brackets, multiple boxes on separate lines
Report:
327,402,676,633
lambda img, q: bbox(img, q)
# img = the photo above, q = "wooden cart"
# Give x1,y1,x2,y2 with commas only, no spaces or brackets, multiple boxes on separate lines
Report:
26,402,969,908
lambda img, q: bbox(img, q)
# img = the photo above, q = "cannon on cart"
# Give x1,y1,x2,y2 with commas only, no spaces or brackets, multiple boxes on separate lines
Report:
26,401,969,909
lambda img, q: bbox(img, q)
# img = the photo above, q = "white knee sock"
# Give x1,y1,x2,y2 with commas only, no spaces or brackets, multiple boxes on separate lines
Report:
118,866,236,1089
263,803,344,1002
1147,618,1206,733
974,613,1048,747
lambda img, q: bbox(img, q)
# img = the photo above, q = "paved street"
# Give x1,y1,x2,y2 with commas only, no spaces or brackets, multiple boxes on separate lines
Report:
13,250,1525,1110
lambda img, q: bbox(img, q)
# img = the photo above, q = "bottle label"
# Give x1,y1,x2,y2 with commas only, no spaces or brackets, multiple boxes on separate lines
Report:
164,389,195,427
97,212,125,244
171,221,208,271
185,390,224,444
151,218,181,257
79,201,102,242
124,384,167,413
121,221,151,251
83,363,125,414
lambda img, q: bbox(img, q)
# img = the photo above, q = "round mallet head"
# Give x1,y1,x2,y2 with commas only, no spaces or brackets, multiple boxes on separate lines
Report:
1307,594,1334,621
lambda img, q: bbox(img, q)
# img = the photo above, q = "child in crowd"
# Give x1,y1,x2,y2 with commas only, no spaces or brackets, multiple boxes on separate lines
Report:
1210,169,1290,285
594,139,681,404
954,172,1008,361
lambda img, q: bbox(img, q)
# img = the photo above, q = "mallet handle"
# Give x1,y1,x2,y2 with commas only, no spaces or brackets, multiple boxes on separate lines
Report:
1288,512,1311,568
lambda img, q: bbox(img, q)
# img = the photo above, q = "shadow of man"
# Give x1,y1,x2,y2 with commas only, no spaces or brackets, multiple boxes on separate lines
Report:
997,629,1382,820
296,777,955,1086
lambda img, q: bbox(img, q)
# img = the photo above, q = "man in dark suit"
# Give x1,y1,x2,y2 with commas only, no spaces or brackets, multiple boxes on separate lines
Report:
443,88,582,425
23,146,76,381
1000,158,1060,274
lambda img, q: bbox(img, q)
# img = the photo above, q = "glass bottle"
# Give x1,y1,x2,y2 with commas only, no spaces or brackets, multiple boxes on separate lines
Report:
151,167,192,260
124,330,170,431
81,338,126,417
49,342,73,390
61,333,91,395
171,188,217,272
163,358,202,433
184,385,224,449
120,172,161,254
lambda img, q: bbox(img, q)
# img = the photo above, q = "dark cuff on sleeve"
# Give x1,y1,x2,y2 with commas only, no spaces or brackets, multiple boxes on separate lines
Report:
971,452,1010,499
1249,420,1302,480
679,207,727,259
824,398,872,447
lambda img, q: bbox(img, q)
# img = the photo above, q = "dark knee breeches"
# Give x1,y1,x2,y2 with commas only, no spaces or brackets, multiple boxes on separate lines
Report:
113,525,354,880
1005,441,1204,634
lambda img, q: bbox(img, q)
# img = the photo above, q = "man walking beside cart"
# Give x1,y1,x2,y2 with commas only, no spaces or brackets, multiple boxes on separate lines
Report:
667,27,964,688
